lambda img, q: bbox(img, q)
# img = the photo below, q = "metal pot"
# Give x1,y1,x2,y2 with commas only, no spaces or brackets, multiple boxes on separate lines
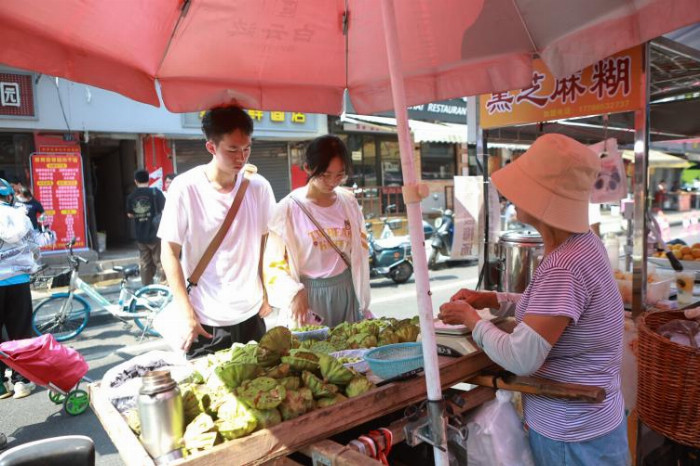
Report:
498,230,544,293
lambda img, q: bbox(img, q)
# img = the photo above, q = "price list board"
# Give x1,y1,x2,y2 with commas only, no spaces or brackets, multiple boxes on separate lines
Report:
30,153,88,252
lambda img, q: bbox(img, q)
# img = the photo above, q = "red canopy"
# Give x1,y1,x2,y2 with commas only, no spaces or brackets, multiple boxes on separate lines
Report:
2,0,698,114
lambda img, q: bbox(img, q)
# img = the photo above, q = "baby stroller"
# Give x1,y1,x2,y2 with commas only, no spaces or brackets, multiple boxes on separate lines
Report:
0,334,91,416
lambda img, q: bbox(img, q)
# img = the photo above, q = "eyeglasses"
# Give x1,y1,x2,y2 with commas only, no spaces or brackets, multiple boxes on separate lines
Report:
317,172,348,184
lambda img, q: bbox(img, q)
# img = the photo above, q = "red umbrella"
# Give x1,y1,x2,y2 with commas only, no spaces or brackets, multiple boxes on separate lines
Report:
2,0,698,114
2,1,699,462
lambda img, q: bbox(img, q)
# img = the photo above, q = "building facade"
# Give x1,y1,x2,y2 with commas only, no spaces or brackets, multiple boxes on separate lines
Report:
0,67,327,252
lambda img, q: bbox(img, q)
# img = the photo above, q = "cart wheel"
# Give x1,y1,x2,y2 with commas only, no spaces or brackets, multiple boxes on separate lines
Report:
48,390,65,404
63,389,90,416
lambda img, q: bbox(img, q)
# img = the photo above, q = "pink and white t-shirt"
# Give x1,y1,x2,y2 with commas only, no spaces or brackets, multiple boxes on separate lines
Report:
289,198,351,279
516,231,625,442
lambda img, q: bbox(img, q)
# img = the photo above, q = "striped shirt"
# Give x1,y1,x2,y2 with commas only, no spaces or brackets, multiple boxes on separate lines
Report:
515,231,625,442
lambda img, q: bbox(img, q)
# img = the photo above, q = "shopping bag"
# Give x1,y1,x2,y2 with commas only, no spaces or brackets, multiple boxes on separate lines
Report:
0,334,88,392
466,390,535,466
589,138,627,203
152,301,190,356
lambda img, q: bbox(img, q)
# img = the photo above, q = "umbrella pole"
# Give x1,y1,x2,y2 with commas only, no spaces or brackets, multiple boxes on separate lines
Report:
380,1,449,464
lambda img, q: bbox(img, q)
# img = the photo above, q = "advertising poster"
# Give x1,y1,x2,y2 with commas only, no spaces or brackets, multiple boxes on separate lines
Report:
30,153,89,252
452,176,500,258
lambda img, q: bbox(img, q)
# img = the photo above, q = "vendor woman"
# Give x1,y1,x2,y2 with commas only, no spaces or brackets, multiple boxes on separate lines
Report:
438,134,627,465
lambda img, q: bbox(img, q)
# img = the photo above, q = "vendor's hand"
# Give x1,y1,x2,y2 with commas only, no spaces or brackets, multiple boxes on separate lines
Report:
258,299,272,318
438,300,482,331
449,289,497,309
180,301,212,352
291,288,309,326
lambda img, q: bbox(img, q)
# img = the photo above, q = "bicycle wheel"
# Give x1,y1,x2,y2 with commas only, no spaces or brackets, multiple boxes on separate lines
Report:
128,285,172,336
32,294,90,342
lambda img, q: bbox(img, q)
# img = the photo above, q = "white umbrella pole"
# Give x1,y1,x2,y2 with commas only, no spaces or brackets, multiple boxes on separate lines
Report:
380,1,448,464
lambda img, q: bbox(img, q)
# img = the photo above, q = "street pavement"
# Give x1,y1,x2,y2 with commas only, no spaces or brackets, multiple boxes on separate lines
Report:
2,214,699,464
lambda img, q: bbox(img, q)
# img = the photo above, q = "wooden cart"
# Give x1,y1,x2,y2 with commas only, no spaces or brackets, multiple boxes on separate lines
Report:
90,321,604,466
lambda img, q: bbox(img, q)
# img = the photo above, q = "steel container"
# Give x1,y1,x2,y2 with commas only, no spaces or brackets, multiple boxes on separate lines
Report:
137,370,184,464
498,230,544,293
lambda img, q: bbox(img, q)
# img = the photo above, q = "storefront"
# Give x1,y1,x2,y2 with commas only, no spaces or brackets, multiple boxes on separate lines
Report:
330,98,469,216
0,66,327,251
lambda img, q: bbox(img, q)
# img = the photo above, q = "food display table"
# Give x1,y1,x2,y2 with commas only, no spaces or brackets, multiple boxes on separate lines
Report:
89,339,503,466
89,319,604,466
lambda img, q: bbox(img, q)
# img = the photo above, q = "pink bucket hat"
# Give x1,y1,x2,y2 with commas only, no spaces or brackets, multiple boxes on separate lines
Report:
491,134,600,233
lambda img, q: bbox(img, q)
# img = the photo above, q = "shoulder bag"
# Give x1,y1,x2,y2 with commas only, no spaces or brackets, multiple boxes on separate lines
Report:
153,168,253,351
291,196,351,269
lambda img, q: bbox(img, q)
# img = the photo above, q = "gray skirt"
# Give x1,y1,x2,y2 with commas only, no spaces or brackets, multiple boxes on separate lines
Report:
300,268,360,328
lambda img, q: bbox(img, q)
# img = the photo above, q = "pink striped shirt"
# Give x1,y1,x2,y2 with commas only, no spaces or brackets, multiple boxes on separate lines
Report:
516,231,625,442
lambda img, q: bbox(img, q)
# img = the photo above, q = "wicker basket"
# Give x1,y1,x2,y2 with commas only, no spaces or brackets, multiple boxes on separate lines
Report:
637,310,700,448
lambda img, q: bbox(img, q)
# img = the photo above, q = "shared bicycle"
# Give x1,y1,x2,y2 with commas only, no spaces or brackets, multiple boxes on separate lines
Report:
32,238,173,342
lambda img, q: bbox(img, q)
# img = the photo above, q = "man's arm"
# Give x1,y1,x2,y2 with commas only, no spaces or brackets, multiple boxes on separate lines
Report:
161,240,212,350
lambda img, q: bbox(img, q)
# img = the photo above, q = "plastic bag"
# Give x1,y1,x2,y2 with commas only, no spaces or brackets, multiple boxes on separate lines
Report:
685,307,700,320
466,390,535,466
152,301,191,355
657,319,699,348
588,139,627,204
101,350,192,413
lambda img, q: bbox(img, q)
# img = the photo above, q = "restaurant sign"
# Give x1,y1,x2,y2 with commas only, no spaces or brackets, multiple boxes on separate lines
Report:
0,72,35,118
480,46,642,129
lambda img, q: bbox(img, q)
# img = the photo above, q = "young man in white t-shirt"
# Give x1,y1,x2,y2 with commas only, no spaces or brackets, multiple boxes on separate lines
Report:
158,106,275,358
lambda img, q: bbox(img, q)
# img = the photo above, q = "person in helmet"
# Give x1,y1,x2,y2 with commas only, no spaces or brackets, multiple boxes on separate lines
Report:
0,178,56,399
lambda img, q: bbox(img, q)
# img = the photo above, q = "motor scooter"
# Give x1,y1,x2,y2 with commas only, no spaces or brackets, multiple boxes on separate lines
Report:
365,205,435,283
366,218,414,284
428,208,454,269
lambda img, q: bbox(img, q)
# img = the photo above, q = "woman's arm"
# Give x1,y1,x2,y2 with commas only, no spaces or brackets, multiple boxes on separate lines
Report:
263,229,305,319
438,301,570,375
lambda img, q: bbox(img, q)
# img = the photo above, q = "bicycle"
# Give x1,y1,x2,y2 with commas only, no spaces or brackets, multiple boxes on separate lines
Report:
32,238,173,342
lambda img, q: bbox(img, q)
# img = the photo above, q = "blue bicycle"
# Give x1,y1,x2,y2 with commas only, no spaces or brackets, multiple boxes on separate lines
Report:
32,239,172,342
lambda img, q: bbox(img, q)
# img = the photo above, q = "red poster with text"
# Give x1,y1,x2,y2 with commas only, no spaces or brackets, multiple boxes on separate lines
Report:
30,153,88,252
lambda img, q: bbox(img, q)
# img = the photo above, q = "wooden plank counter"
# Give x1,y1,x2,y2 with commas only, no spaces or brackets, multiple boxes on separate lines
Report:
89,351,495,466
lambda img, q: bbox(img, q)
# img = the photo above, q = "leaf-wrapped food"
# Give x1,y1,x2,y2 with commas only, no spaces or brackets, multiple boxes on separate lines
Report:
318,354,355,386
345,376,374,398
234,377,287,410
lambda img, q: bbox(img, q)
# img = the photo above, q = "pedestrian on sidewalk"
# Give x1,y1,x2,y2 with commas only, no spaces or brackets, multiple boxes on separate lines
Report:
17,188,45,231
0,178,56,399
158,106,275,358
126,169,165,286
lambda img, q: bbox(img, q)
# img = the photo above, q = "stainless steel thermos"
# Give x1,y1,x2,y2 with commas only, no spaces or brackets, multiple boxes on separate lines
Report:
137,370,185,464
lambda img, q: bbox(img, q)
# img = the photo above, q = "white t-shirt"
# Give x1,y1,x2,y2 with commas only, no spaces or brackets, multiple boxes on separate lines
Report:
158,166,275,326
291,198,351,279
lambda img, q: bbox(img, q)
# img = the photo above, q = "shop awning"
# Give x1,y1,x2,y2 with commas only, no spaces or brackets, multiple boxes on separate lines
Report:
342,114,468,144
622,150,692,168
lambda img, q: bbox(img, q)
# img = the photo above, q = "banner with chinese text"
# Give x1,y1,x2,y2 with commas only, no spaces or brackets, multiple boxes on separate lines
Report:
30,153,89,252
480,46,642,129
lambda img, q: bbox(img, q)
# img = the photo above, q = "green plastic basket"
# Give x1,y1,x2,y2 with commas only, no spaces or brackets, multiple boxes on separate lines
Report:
364,342,424,380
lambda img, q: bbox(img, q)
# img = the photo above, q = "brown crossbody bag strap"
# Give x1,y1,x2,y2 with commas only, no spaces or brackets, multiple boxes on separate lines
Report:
186,170,251,293
292,196,351,269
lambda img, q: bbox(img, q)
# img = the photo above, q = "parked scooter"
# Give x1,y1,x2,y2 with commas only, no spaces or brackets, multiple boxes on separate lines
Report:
366,209,413,284
428,208,454,269
367,226,414,284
